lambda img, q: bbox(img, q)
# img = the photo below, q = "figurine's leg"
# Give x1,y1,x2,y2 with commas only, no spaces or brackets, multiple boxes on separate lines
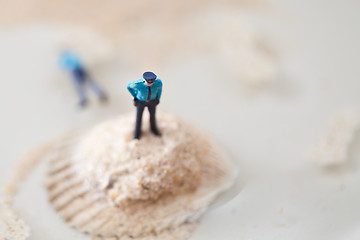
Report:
87,78,108,102
148,103,161,136
72,78,87,107
134,102,145,139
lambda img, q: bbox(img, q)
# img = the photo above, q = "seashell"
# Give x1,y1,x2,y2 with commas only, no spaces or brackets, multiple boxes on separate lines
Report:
43,112,236,239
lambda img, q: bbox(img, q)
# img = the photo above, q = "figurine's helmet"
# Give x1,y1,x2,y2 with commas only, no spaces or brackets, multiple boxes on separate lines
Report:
143,72,157,84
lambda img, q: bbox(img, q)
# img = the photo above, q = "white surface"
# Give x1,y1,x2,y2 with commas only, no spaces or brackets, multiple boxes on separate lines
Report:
1,0,360,239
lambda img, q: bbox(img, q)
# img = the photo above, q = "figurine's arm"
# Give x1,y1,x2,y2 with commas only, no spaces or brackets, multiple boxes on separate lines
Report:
127,82,138,100
156,80,162,101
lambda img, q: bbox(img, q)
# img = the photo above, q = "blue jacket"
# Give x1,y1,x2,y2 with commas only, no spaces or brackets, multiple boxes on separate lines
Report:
127,78,162,102
59,52,82,71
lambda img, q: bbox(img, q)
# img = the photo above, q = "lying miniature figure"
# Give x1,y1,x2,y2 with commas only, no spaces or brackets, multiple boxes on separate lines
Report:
59,51,108,107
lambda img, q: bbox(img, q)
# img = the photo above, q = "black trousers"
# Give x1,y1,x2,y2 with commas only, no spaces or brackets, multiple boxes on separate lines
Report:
134,99,160,139
72,67,107,106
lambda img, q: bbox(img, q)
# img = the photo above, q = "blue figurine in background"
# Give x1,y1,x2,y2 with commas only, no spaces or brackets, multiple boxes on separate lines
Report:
127,72,162,139
59,51,108,107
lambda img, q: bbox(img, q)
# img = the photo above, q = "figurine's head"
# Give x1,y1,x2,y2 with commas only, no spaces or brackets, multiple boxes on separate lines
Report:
143,72,157,85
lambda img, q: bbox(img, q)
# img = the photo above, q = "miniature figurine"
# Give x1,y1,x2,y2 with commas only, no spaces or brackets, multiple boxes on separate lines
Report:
127,72,162,139
59,51,108,107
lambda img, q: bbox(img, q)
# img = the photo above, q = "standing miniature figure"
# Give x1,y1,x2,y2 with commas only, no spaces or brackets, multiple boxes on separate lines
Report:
127,72,162,139
59,51,108,107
